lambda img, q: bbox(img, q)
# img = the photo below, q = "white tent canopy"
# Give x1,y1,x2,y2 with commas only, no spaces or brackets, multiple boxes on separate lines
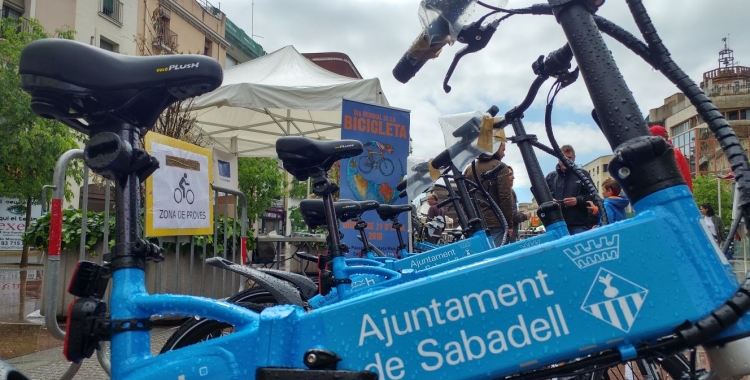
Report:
190,45,390,157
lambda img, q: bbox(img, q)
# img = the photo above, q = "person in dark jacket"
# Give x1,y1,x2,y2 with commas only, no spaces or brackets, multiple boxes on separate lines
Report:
464,142,513,246
545,144,594,235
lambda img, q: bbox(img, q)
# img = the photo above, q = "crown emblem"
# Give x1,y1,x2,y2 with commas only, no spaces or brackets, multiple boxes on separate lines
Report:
563,235,620,269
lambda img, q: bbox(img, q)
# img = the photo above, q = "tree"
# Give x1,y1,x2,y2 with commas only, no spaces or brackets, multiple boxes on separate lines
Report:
238,158,285,223
693,175,732,226
0,18,81,267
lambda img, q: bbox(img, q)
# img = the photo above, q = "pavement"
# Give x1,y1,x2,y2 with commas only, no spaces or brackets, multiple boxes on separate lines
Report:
5,326,178,380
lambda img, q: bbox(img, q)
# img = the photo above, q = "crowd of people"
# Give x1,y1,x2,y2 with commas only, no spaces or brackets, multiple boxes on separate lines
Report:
420,122,717,245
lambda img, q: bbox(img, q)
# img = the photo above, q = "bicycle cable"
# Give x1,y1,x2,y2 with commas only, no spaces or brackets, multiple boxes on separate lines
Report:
544,74,609,225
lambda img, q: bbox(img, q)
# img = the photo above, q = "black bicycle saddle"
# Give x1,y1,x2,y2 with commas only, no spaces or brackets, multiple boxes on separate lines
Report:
276,137,363,181
377,204,413,220
19,39,223,135
300,199,363,228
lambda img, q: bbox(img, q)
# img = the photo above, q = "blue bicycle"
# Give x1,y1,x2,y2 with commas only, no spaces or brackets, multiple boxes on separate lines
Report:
5,1,750,379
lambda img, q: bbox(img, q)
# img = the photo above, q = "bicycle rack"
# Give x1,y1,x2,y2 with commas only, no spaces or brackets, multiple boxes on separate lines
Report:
211,184,249,294
42,148,112,378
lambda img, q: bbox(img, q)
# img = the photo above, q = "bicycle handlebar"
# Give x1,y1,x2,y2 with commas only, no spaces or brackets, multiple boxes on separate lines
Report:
480,162,507,181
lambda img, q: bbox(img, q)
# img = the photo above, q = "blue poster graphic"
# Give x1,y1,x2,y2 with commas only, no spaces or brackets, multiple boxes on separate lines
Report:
339,99,410,257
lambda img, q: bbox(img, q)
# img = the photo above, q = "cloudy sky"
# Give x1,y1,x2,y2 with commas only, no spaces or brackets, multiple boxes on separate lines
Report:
216,0,748,203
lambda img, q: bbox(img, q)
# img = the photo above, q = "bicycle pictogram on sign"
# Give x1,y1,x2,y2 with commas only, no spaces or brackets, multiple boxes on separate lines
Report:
174,173,195,204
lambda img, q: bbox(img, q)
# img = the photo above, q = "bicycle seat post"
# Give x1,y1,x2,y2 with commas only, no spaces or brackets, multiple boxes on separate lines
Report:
310,169,352,296
82,120,163,363
390,218,407,257
353,217,372,258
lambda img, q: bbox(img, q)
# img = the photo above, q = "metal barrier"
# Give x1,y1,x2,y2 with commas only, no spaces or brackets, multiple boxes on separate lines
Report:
38,148,251,377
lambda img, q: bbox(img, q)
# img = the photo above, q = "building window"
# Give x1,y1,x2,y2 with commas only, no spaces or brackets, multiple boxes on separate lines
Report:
100,37,118,52
1,6,22,20
602,164,608,173
204,37,213,57
99,0,123,25
741,109,750,120
727,110,739,120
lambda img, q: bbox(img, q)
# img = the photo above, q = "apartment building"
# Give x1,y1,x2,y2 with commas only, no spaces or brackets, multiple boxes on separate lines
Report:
582,155,613,193
225,18,264,67
136,0,228,65
1,0,137,54
648,41,750,177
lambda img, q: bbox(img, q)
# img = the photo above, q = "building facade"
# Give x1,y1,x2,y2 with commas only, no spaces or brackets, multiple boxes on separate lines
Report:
1,0,138,54
648,42,750,178
582,155,613,193
225,18,264,67
136,0,228,66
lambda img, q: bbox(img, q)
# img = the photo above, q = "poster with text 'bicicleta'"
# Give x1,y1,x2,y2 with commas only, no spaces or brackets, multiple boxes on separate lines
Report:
339,99,410,257
145,132,213,237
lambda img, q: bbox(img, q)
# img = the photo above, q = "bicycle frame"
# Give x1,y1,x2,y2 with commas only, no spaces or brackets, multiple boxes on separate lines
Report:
25,1,750,380
113,183,750,380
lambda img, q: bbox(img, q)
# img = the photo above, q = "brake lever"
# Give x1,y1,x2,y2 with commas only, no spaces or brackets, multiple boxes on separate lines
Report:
443,19,500,93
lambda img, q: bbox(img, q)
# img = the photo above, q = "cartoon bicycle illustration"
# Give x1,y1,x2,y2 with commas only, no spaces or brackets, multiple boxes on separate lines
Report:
174,173,195,204
358,141,395,176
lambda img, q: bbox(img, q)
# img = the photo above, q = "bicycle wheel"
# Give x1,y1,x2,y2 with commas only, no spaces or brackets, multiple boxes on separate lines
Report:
380,158,395,176
159,287,279,353
588,354,691,380
173,188,182,203
186,190,195,204
358,155,373,173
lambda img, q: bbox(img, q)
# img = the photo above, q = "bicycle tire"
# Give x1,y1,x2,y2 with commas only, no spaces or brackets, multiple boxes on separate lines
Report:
159,287,279,353
173,188,182,203
186,189,195,204
380,158,395,176
358,155,373,173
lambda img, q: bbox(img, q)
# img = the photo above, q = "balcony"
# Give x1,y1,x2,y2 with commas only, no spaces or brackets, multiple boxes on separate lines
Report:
153,23,178,52
0,17,33,38
702,83,750,97
98,0,123,26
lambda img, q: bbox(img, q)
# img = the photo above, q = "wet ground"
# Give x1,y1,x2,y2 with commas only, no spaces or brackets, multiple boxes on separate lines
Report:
0,266,59,360
0,266,182,378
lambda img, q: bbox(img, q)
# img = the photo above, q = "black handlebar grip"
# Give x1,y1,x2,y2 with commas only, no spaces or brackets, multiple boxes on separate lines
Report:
452,106,499,139
431,149,452,170
481,162,507,181
436,197,453,209
398,190,407,199
393,53,429,84
487,106,499,117
396,179,407,191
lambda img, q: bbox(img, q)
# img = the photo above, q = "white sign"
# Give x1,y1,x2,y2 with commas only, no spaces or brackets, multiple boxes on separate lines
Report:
145,133,213,236
0,198,42,251
212,148,239,191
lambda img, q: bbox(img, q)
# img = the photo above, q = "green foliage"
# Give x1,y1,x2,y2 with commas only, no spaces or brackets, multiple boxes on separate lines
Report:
238,157,285,221
289,179,308,199
0,18,82,202
693,175,732,226
289,206,307,232
22,209,252,258
288,206,328,249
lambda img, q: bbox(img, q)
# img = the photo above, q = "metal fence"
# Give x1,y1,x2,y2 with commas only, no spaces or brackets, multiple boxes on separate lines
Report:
40,149,250,322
